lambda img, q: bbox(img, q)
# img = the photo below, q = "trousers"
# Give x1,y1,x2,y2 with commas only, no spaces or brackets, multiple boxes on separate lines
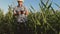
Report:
14,22,27,34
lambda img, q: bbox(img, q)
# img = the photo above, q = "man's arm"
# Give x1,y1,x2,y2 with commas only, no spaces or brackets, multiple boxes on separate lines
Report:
25,10,29,16
24,7,29,16
13,8,17,16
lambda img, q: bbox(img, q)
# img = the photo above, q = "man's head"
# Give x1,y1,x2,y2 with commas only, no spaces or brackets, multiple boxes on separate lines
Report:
17,0,24,6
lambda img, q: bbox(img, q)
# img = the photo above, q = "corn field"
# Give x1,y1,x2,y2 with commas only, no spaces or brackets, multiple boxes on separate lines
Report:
0,0,60,34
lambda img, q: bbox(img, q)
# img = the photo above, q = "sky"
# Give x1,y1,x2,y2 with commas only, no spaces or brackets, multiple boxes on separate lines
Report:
0,0,60,13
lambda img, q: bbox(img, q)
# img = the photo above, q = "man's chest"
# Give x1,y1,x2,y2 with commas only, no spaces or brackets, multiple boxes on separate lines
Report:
16,7,25,12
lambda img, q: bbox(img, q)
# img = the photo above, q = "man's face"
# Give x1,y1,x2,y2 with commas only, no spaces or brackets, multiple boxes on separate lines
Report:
18,1,23,5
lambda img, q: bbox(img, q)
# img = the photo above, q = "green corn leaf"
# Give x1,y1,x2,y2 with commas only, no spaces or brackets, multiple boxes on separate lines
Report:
47,2,52,9
36,19,41,25
51,6,55,14
40,0,46,8
29,8,33,14
54,2,60,8
30,5,35,11
46,0,49,5
39,3,43,9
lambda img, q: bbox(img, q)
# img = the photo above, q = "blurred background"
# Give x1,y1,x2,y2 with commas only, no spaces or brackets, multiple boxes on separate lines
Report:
0,0,60,14
0,0,60,34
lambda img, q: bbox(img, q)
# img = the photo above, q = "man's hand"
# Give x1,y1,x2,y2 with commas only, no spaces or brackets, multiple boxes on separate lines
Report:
14,11,21,15
18,11,21,14
25,10,29,16
14,13,17,16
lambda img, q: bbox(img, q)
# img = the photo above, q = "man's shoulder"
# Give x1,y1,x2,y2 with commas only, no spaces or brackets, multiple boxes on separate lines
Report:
13,6,18,9
23,5,27,10
23,5,26,8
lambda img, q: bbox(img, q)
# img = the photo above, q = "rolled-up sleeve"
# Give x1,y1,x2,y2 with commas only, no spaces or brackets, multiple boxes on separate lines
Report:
13,7,16,14
24,7,29,16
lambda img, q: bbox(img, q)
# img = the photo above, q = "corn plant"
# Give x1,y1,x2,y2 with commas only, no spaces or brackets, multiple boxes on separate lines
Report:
0,0,60,34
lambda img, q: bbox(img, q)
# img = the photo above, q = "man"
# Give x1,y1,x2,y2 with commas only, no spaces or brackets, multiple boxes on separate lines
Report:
13,0,28,23
13,0,28,34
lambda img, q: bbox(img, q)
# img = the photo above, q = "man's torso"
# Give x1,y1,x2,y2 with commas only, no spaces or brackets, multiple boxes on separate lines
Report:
14,6,27,23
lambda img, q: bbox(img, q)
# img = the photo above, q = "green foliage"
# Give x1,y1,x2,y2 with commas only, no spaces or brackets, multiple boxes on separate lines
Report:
0,0,60,34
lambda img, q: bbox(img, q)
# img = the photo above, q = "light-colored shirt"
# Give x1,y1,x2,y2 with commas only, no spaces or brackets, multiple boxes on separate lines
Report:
13,6,27,23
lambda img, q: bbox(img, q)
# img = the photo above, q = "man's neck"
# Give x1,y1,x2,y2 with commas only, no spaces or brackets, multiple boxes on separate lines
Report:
18,5,23,7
